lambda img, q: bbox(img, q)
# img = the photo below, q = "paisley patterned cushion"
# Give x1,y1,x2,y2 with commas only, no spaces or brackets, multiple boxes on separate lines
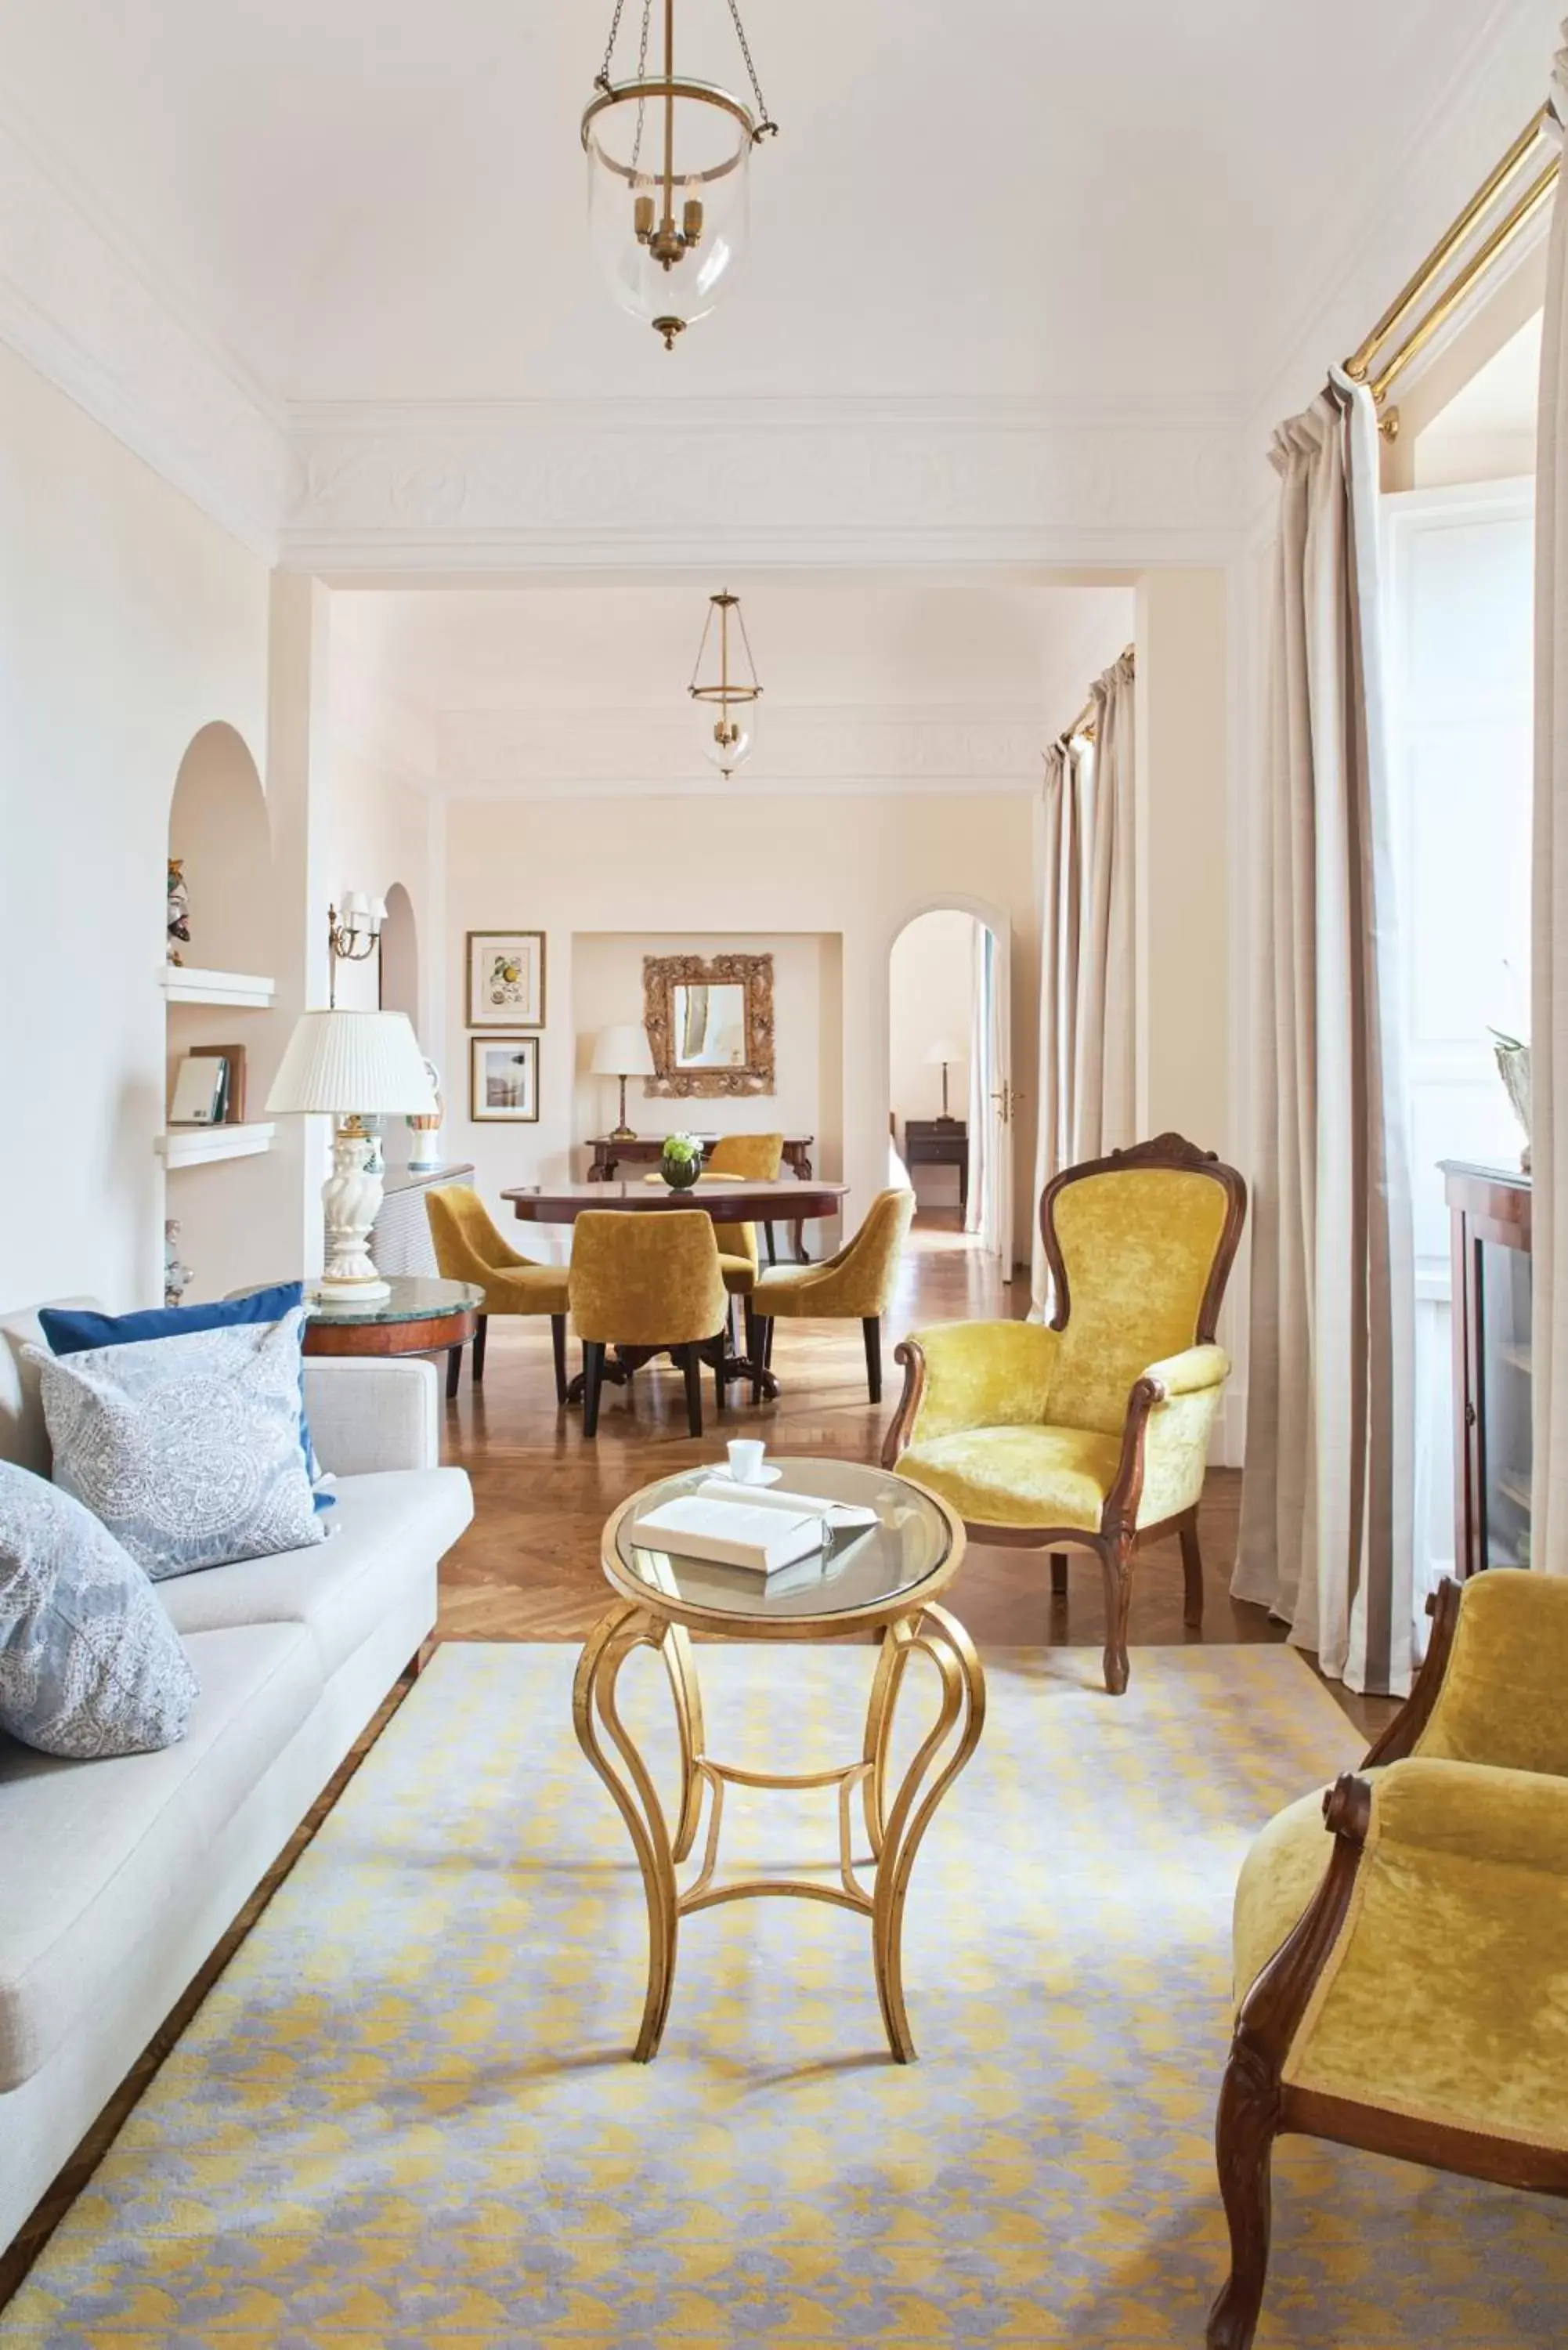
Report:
29,1310,328,1582
0,1462,197,1757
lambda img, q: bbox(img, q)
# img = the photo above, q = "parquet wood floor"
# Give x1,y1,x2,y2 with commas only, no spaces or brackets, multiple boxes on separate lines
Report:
439,1212,1398,1739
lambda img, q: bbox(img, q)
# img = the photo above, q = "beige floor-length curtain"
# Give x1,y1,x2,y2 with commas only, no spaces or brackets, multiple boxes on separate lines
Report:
1030,739,1085,1313
1077,652,1137,1159
1533,44,1568,1564
1234,373,1415,1696
1030,653,1137,1315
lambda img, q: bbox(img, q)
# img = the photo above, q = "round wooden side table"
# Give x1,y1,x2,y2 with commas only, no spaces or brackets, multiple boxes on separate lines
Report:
299,1275,484,1358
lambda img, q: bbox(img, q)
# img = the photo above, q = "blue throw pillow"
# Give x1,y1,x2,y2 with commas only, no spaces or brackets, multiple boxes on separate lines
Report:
39,1285,333,1512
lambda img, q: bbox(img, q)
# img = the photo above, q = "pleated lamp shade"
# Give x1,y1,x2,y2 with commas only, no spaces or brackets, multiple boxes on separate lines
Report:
591,1022,656,1077
266,1010,436,1116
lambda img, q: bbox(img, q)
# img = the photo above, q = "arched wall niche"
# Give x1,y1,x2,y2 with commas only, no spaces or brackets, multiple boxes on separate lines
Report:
167,721,274,976
379,882,420,1029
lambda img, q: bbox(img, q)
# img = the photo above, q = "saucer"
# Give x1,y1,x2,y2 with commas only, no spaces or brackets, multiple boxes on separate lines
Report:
730,1465,782,1487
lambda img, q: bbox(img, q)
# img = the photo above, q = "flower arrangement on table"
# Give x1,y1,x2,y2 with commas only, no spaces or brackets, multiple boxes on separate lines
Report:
659,1133,702,1190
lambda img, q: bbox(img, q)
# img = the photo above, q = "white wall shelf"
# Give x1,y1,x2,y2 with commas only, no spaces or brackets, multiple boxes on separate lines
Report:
162,965,276,1009
158,1122,276,1169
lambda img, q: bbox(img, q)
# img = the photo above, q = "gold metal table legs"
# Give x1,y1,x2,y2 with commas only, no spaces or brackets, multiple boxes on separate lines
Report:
572,1603,985,2063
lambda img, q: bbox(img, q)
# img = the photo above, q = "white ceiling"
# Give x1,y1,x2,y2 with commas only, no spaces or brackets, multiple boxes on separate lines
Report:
0,0,1553,416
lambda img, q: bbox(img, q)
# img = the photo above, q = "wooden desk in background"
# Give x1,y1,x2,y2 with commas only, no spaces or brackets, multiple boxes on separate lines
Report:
904,1118,968,1213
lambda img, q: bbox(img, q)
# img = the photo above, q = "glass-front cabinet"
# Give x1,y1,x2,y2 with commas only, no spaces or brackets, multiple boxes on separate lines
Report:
1443,1162,1533,1574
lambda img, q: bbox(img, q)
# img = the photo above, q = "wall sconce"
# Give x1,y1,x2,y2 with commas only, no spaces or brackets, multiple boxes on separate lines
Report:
327,892,387,1007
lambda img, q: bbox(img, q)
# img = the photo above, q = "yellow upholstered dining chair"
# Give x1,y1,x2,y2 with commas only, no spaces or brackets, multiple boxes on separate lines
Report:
425,1184,571,1404
569,1209,728,1438
703,1130,785,1271
1209,1571,1568,2350
749,1187,916,1405
882,1133,1246,1695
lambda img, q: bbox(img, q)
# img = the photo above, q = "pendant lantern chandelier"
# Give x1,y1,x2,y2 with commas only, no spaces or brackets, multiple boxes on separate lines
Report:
689,590,762,777
583,0,778,350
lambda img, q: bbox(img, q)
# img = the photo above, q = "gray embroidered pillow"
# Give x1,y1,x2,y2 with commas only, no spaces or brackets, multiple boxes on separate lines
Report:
0,1462,198,1757
31,1308,327,1582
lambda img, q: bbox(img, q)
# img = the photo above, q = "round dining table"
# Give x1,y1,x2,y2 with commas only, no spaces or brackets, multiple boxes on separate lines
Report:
500,1177,850,1404
500,1177,848,1227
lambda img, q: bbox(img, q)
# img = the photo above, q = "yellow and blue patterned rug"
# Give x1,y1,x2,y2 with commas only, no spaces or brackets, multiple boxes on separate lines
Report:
6,1641,1568,2348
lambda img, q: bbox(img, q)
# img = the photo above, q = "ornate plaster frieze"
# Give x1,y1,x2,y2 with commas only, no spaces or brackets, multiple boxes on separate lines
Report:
282,398,1251,573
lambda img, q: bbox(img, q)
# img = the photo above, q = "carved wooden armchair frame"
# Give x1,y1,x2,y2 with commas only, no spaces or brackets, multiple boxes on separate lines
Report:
1209,1578,1568,2349
882,1133,1248,1695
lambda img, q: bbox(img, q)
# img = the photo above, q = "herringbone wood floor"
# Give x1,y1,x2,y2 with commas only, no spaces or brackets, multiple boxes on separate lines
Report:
439,1213,1395,1737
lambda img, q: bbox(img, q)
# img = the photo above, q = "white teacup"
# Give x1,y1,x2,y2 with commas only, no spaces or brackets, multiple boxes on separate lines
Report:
727,1439,767,1485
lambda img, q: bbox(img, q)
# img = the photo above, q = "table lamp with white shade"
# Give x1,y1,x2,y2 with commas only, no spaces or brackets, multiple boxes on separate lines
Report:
591,1022,656,1141
266,1010,437,1302
923,1037,966,1122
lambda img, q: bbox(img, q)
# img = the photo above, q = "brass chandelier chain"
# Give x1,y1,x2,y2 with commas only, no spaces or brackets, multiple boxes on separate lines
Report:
598,0,775,138
723,0,777,137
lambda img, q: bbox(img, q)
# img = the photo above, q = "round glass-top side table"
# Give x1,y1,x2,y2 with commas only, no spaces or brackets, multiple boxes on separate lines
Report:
299,1275,483,1357
578,1457,985,2065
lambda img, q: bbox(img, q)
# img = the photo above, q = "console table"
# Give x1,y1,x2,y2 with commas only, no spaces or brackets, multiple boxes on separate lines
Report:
904,1119,969,1213
584,1133,817,1263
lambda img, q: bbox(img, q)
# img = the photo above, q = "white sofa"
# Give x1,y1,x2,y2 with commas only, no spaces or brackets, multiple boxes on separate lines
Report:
0,1303,474,2254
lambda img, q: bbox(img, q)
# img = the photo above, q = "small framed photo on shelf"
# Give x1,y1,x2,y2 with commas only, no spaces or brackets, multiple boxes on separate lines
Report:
168,1045,247,1126
467,931,545,1029
471,1035,539,1123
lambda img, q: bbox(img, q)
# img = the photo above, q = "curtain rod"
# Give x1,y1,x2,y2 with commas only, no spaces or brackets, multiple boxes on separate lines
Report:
1057,644,1136,749
1345,103,1558,438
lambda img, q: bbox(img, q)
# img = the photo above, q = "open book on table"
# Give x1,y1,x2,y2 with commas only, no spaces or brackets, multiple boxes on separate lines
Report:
627,1479,878,1577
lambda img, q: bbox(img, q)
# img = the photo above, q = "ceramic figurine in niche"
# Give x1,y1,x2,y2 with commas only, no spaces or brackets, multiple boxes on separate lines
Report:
167,859,191,966
164,1220,193,1309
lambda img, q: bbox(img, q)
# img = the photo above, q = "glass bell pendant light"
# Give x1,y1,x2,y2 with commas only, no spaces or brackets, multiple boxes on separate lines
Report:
689,590,762,778
583,0,778,349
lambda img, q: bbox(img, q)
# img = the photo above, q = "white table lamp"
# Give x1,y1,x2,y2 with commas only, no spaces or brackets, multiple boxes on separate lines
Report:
266,1010,436,1302
923,1037,966,1121
591,1022,656,1141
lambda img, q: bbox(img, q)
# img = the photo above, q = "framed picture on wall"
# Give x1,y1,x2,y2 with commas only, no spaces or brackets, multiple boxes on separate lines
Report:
467,930,545,1028
471,1035,540,1123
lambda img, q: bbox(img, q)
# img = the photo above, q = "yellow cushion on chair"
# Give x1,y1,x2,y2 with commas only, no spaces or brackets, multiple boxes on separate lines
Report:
901,1424,1123,1531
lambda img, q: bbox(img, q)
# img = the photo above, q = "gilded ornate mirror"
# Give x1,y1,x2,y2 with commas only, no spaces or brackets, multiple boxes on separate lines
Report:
643,953,775,1097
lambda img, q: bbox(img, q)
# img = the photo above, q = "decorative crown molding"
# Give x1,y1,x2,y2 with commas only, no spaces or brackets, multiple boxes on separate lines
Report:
433,700,1053,799
280,399,1251,574
0,97,288,559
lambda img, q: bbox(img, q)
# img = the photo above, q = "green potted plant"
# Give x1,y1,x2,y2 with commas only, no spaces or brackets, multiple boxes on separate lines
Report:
660,1133,702,1190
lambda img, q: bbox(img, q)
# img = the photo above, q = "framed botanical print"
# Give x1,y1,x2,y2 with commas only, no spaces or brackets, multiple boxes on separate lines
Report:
470,1035,540,1123
467,931,546,1028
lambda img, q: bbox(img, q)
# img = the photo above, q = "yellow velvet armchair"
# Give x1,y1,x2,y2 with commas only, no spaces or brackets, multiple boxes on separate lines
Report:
749,1187,915,1405
425,1184,571,1404
882,1134,1246,1694
569,1209,728,1438
1209,1570,1568,2350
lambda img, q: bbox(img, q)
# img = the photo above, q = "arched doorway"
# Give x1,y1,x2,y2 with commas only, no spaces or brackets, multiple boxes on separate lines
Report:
887,903,1014,1274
